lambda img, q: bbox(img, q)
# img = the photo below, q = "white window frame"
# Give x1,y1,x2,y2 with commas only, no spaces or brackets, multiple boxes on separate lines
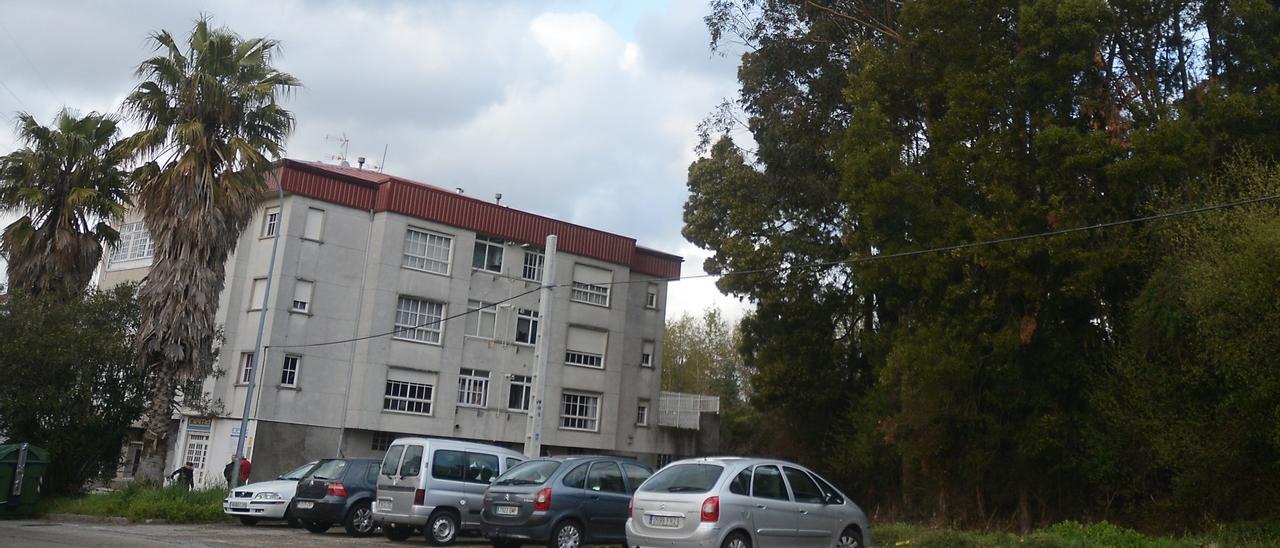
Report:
641,340,654,368
522,250,545,281
637,401,650,427
457,368,490,408
291,280,314,313
560,391,601,432
261,206,280,238
465,300,497,339
303,207,325,241
383,379,434,415
108,222,155,266
280,355,300,388
472,235,505,273
565,326,606,369
184,432,210,469
570,282,610,307
645,284,658,309
237,352,255,385
514,308,539,346
508,374,532,412
402,227,453,275
394,296,445,345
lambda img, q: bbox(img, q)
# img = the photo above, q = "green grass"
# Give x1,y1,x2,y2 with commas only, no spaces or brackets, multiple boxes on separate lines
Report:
39,485,229,523
874,519,1280,547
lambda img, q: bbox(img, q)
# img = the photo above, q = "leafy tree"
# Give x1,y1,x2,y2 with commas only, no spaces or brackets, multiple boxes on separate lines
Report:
121,16,299,480
0,110,130,296
662,307,749,406
0,284,150,495
691,0,1280,527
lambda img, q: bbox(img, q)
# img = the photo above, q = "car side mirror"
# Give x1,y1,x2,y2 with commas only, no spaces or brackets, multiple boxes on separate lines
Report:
825,493,842,505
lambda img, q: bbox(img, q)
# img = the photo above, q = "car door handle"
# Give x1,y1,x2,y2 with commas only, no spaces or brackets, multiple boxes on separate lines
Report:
798,509,809,515
756,504,768,510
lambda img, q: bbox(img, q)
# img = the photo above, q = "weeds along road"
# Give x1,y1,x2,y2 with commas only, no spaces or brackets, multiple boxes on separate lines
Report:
0,519,507,547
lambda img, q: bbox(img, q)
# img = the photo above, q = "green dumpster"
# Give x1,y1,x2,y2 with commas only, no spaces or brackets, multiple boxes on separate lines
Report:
0,443,50,517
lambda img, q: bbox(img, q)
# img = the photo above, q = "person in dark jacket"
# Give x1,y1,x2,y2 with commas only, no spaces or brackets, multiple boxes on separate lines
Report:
223,457,252,485
169,462,194,490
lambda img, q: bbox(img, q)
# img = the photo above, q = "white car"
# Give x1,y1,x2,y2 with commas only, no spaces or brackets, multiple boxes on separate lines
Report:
223,461,318,526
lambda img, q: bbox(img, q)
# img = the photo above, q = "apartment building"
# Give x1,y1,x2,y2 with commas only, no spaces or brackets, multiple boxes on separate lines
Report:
100,159,717,487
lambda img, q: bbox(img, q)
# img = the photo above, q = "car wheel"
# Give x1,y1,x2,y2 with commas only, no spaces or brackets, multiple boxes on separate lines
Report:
425,510,459,546
238,516,259,526
836,527,864,548
303,519,331,534
548,520,583,548
286,516,301,528
343,500,377,537
384,524,415,541
721,531,751,548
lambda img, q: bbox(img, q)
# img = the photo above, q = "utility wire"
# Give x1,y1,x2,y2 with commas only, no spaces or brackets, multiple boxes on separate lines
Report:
265,192,1280,350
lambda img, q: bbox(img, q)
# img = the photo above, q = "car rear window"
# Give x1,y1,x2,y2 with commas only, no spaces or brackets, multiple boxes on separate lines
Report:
381,446,405,477
494,460,561,486
400,445,424,477
283,462,316,481
311,460,347,481
638,464,724,494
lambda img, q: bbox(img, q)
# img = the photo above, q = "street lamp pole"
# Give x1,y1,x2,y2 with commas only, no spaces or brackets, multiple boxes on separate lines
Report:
524,234,557,458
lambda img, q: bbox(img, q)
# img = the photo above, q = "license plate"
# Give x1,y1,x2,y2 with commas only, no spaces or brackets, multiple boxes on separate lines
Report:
648,515,681,528
296,501,314,509
377,500,392,512
494,505,519,516
230,501,248,509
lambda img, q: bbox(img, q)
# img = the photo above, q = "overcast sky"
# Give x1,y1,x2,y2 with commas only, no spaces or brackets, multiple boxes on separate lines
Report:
0,0,752,321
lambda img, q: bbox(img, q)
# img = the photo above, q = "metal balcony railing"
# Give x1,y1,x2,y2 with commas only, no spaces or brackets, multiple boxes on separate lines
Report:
657,391,720,430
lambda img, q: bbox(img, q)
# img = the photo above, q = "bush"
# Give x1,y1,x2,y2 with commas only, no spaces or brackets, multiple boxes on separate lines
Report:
40,484,227,523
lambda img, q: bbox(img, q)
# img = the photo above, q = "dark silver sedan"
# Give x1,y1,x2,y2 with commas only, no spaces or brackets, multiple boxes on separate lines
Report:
626,457,870,548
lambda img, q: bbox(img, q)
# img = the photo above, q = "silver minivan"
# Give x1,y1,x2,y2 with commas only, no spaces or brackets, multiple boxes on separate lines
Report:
626,457,871,548
373,437,525,546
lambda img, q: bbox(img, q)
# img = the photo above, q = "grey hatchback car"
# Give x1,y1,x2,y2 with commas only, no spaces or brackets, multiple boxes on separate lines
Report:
481,456,654,548
626,457,870,548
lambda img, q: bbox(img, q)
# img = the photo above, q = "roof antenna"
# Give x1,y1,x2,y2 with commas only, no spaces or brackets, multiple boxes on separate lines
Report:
377,144,389,173
357,156,366,170
495,193,503,206
325,133,350,165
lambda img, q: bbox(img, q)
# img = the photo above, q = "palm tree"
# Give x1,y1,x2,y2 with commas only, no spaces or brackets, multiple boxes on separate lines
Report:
122,16,299,478
0,109,130,296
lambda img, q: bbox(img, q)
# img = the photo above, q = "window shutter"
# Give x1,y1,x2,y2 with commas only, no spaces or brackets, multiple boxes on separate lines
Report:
567,326,607,354
572,264,612,285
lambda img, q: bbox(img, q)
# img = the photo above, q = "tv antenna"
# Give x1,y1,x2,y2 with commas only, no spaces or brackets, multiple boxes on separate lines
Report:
325,133,350,165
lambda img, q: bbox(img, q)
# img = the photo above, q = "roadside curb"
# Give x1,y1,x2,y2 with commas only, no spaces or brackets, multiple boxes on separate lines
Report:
41,513,173,525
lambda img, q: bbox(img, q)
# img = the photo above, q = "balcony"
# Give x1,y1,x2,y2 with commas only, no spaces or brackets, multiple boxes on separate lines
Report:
657,391,720,430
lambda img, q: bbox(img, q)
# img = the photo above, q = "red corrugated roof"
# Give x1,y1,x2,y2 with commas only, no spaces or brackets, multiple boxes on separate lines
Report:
276,159,682,278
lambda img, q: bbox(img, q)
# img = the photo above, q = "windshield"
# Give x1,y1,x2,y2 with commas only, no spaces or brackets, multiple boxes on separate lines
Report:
310,460,347,481
282,462,317,480
493,460,561,486
638,464,724,494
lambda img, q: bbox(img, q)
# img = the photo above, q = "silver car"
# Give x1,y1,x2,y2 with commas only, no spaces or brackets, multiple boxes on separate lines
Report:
625,457,870,548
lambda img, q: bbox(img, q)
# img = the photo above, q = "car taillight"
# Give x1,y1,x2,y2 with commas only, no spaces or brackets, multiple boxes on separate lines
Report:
628,497,634,518
413,488,425,506
533,487,552,511
326,482,348,497
700,496,719,522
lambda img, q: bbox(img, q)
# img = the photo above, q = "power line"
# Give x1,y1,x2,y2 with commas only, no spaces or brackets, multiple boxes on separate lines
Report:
267,192,1280,350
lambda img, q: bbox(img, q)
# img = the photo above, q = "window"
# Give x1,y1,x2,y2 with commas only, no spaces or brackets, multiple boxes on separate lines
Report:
515,309,539,345
394,296,444,344
432,450,465,480
636,400,649,426
303,208,325,241
372,432,400,452
384,379,433,415
457,368,490,408
810,471,845,505
784,466,825,504
565,326,607,369
466,452,500,483
522,250,545,281
109,222,155,264
645,283,658,309
380,444,404,473
562,463,588,488
560,392,600,431
752,465,789,500
292,280,313,313
402,228,453,274
262,206,280,237
622,463,652,494
248,278,267,311
587,462,627,494
570,264,611,307
432,450,497,483
238,352,255,385
184,432,209,469
506,457,524,470
641,340,654,368
472,235,504,273
280,355,300,387
638,464,723,494
465,300,496,339
508,374,532,412
729,468,752,495
399,445,424,477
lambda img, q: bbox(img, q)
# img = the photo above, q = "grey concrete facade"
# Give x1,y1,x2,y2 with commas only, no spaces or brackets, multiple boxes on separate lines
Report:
99,169,705,487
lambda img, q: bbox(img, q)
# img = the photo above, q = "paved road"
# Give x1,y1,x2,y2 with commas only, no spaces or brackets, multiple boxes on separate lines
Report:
0,519,509,547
